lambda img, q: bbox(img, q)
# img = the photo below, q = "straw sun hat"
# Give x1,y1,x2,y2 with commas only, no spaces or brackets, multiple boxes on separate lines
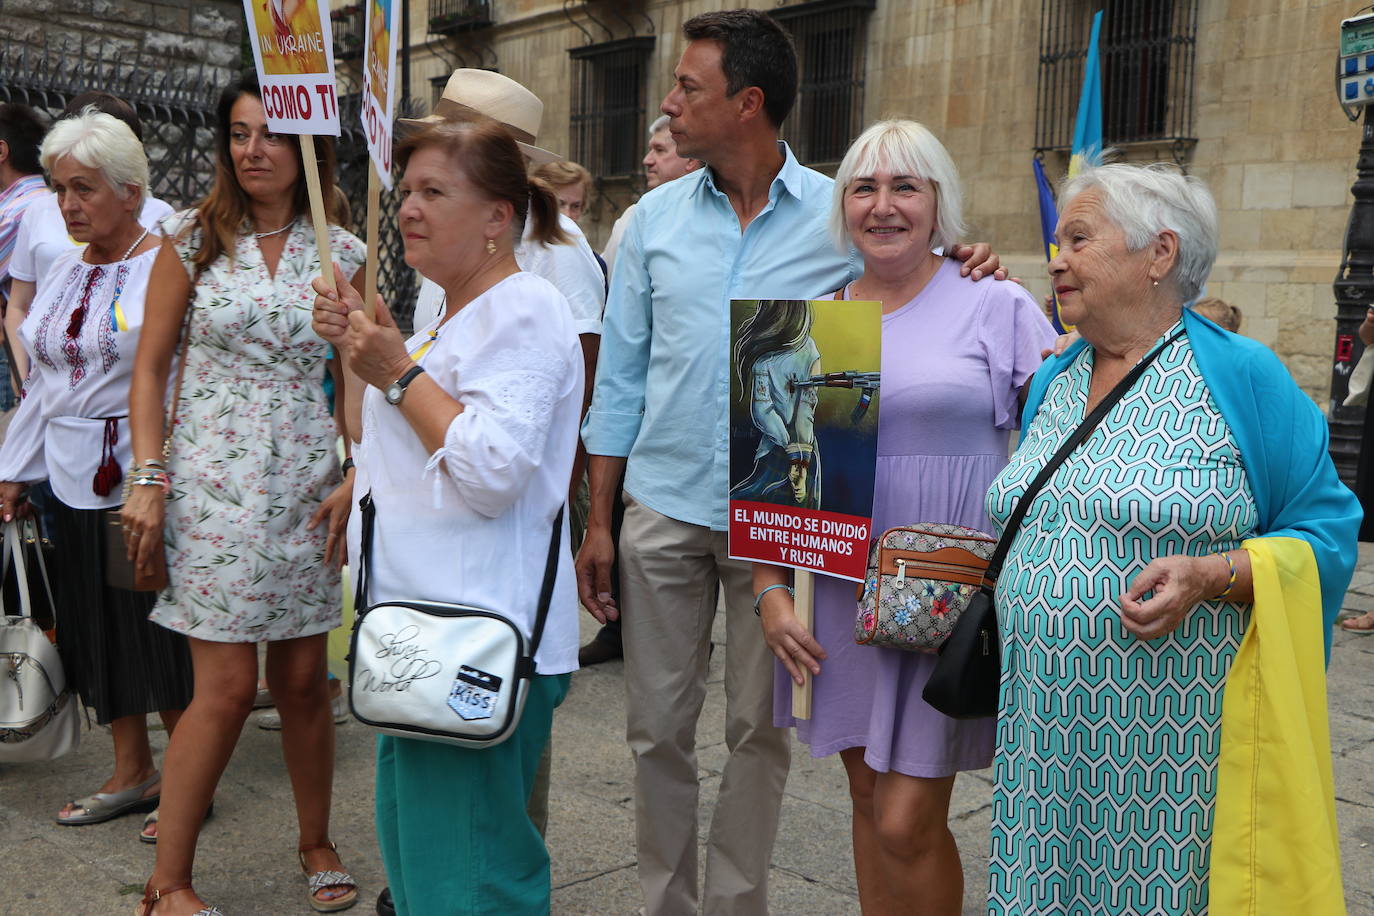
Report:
399,68,561,165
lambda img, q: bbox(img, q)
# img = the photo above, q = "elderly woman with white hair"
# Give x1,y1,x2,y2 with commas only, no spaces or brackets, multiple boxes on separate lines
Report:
752,119,1053,914
0,109,193,830
986,163,1360,913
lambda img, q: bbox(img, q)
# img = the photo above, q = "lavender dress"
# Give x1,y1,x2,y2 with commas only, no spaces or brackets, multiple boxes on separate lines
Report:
774,260,1055,777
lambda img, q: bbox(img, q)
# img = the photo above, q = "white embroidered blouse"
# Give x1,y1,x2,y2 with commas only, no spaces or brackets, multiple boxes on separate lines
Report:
346,271,584,675
0,245,157,508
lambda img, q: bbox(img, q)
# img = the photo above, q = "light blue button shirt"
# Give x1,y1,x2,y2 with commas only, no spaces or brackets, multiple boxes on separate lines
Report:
582,143,858,530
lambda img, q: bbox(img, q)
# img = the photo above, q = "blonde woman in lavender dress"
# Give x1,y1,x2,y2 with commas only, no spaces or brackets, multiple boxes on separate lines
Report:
751,120,1053,914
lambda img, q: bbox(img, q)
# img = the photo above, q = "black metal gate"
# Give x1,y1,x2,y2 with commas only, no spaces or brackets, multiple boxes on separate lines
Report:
0,39,419,329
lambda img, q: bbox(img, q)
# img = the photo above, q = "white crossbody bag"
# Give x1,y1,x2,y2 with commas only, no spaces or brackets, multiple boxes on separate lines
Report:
347,492,564,749
0,519,81,762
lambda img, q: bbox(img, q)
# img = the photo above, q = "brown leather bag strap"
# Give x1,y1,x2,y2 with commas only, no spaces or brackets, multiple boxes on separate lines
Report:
161,293,195,462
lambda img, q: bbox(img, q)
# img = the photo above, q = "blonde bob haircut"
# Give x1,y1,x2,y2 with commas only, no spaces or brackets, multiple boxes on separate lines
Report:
40,107,149,213
829,119,965,254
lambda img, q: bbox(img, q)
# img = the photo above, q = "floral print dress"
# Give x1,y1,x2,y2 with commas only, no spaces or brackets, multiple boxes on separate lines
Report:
149,210,365,642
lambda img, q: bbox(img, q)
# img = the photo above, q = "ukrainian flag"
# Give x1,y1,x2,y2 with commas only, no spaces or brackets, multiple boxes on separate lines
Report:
1069,10,1104,179
1036,9,1104,333
1033,158,1066,332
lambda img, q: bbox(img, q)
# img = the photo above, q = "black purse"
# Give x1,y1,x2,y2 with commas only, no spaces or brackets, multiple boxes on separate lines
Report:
923,329,1184,719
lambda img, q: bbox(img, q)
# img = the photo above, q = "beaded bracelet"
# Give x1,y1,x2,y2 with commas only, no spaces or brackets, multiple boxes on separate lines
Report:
126,467,172,497
753,583,794,616
1209,551,1237,601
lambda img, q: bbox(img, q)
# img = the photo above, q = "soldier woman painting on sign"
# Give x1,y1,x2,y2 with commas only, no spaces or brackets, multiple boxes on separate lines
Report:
730,299,822,509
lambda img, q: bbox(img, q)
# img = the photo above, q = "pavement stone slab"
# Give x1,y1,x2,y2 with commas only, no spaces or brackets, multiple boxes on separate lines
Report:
11,554,1374,914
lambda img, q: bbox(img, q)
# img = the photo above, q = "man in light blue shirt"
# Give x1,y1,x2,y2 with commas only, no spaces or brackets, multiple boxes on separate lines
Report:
577,10,1000,914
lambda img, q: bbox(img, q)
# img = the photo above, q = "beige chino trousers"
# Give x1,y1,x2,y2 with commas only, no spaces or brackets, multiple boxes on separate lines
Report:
619,493,790,916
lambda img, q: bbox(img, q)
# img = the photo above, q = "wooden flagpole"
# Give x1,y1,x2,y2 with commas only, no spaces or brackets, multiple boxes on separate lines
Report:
791,570,814,719
299,134,334,295
362,163,381,319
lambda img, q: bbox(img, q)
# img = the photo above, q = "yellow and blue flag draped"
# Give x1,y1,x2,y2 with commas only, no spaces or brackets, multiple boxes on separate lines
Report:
1036,9,1104,333
1211,537,1346,914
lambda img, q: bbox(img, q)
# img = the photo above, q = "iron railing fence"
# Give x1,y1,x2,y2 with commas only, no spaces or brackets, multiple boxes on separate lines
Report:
0,39,225,207
331,3,366,63
428,0,494,36
0,40,420,330
1035,0,1199,156
569,36,655,179
774,0,875,168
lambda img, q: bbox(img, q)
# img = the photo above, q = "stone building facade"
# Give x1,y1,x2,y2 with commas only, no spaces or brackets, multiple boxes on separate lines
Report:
0,0,242,86
402,0,1354,407
0,0,244,209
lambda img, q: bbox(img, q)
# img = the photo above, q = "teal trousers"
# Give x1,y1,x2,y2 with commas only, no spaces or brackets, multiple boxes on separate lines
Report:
374,673,571,916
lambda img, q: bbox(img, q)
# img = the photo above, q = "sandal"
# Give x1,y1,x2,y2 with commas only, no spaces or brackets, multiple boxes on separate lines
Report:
58,772,160,826
141,801,215,845
135,881,225,916
299,842,359,912
1341,610,1374,633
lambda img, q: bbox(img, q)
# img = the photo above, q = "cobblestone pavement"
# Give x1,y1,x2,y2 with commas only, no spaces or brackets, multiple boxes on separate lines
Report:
6,544,1374,914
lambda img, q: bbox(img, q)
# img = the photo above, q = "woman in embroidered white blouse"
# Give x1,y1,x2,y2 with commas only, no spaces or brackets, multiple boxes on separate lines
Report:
0,111,195,833
312,118,583,915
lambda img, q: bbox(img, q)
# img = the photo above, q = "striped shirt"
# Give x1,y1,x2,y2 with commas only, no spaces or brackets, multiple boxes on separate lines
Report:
0,174,47,300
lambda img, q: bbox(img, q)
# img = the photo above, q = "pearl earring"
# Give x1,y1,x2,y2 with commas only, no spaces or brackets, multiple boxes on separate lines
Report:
1151,278,1158,287
486,238,497,255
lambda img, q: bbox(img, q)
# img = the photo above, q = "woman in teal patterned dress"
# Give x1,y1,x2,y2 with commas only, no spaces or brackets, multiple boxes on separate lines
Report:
985,163,1359,914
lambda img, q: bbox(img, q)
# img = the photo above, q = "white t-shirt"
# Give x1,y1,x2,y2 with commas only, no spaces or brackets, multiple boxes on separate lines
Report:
414,211,604,335
347,272,584,674
9,192,175,293
601,203,636,280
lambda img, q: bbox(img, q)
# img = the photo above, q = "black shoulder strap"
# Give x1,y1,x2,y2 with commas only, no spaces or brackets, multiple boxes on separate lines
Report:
525,505,565,663
354,492,565,668
983,328,1184,586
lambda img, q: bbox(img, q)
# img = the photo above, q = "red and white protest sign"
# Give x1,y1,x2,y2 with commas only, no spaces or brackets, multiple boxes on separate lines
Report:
243,0,341,136
727,298,882,584
360,0,399,186
729,503,872,582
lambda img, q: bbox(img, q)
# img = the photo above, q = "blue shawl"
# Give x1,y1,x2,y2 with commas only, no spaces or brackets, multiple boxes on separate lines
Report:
1020,307,1362,661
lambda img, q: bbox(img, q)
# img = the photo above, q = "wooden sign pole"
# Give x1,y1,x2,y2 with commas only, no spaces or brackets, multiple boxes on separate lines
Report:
299,134,334,294
791,569,814,719
362,163,381,320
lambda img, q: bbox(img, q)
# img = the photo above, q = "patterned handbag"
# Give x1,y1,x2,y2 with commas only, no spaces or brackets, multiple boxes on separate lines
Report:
855,524,996,653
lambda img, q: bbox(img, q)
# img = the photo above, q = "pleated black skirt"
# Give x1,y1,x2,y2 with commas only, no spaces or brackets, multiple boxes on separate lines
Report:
48,496,194,724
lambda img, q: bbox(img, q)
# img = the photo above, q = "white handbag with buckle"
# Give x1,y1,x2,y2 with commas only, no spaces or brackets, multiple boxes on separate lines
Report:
0,519,81,762
347,493,564,749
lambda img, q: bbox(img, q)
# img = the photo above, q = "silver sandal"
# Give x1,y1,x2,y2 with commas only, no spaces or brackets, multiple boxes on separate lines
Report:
58,771,160,825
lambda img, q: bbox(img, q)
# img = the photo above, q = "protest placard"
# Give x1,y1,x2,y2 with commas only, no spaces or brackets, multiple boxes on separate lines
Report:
242,0,340,291
242,0,341,136
361,0,399,185
727,298,882,583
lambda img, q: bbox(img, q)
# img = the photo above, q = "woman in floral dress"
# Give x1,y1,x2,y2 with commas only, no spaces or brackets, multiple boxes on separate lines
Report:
124,72,364,915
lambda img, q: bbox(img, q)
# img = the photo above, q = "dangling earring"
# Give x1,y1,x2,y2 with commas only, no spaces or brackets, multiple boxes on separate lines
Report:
1152,279,1159,287
486,238,497,255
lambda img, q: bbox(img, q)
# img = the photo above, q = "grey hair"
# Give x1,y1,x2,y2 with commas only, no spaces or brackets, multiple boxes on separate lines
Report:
829,119,965,253
39,107,148,212
1058,162,1217,302
649,114,671,138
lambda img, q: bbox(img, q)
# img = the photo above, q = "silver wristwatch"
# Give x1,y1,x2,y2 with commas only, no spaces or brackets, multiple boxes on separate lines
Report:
385,365,425,405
